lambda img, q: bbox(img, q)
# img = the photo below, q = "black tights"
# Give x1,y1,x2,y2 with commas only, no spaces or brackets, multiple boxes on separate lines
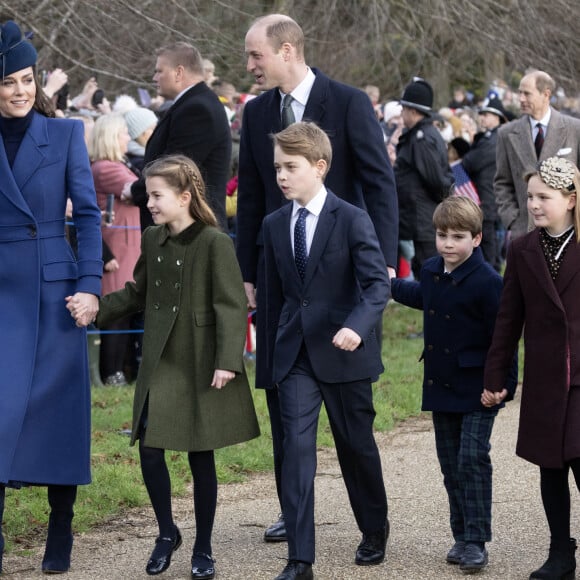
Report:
539,459,580,541
139,441,217,555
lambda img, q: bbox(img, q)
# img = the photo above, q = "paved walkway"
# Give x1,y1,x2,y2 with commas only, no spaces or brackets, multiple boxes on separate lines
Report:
4,391,579,579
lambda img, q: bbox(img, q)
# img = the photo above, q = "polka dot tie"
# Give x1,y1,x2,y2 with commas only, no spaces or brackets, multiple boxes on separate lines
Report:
294,207,308,280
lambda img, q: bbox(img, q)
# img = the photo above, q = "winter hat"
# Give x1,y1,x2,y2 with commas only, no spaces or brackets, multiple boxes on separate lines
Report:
124,107,157,140
0,21,37,78
383,101,402,123
113,94,138,114
400,77,433,115
478,97,508,124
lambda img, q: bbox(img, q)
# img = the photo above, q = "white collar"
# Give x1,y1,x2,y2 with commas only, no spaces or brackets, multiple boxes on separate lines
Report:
292,185,327,217
280,67,316,108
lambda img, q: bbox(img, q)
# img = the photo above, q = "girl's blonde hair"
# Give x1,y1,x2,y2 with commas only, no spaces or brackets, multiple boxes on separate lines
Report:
88,113,127,162
525,156,580,242
143,155,217,227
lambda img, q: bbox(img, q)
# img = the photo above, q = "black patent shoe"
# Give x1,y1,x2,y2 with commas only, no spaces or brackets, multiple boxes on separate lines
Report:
191,552,215,579
146,527,182,575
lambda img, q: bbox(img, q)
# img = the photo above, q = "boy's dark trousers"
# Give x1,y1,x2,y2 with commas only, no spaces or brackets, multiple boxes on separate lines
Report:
432,410,498,542
278,346,388,563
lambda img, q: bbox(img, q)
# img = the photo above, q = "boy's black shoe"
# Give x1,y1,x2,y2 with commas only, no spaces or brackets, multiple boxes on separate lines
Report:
459,543,488,574
446,540,466,564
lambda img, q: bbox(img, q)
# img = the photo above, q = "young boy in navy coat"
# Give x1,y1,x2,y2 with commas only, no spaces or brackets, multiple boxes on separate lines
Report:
262,122,389,580
391,196,517,573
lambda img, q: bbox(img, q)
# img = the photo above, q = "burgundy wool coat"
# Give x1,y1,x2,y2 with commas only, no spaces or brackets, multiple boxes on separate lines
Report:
484,229,580,468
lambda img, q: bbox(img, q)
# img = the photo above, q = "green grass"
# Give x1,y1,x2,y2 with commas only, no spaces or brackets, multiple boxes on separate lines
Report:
3,303,425,551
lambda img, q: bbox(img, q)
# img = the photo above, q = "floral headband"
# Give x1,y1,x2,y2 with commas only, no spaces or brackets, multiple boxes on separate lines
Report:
538,156,577,192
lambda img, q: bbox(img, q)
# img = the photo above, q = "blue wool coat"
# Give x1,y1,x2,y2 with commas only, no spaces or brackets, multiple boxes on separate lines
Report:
392,248,517,412
0,112,102,485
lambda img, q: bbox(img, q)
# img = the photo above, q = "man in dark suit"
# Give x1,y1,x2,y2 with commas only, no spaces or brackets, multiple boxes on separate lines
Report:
494,70,580,238
126,42,231,230
263,122,389,580
238,14,398,541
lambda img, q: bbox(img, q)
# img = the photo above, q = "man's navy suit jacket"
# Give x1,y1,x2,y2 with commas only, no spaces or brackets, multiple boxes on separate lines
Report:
262,191,389,385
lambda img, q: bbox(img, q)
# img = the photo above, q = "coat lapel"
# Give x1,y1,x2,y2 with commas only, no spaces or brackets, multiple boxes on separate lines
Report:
0,113,44,216
302,69,328,124
270,204,296,279
555,236,580,295
507,116,535,170
521,231,564,311
12,113,49,192
303,193,337,287
541,110,567,161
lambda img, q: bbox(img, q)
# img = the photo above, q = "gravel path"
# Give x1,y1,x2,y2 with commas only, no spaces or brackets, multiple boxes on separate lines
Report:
4,390,579,579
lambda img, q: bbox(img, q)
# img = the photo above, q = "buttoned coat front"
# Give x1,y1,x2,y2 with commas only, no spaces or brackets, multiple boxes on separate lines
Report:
392,249,517,412
0,112,102,485
494,109,580,237
485,230,580,468
97,222,259,451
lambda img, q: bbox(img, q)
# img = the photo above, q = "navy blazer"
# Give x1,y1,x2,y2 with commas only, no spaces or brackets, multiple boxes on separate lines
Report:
392,248,517,412
131,82,231,230
237,67,398,284
262,191,389,384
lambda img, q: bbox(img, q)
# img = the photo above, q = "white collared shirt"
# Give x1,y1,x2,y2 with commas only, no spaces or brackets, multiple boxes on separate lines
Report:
529,108,552,140
290,186,327,256
279,67,316,123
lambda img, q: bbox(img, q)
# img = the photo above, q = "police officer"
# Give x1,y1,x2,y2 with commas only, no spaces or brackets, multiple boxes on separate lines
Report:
462,98,509,271
395,78,454,278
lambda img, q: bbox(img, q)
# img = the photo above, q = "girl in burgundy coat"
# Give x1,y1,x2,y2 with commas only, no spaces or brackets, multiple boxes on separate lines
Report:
483,156,580,580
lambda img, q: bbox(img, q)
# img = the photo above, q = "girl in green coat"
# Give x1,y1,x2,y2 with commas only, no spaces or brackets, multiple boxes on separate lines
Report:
77,155,259,579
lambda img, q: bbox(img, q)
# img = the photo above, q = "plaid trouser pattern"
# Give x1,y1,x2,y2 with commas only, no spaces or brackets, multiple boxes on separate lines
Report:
432,410,498,542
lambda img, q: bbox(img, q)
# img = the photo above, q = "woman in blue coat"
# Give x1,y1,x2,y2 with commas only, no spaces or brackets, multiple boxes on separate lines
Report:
0,22,102,574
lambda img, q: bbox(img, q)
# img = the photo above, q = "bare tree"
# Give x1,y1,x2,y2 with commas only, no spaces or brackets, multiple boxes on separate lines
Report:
1,0,579,107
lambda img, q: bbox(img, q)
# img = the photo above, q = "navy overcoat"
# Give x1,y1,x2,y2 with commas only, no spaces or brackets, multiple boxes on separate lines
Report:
0,112,102,485
392,248,517,412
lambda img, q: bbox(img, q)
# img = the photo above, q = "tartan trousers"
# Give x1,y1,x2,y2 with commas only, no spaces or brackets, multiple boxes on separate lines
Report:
432,409,498,542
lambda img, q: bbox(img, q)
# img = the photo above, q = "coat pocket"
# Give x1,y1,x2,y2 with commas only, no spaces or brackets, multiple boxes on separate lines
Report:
43,261,78,281
194,310,216,326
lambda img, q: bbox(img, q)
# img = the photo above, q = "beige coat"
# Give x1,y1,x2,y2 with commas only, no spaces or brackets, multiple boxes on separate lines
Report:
97,222,259,451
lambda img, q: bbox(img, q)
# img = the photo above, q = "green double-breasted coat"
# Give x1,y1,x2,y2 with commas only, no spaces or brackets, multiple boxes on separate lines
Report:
97,221,259,451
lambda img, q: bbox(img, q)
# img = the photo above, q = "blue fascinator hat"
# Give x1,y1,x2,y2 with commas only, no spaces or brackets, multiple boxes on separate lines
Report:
0,21,37,78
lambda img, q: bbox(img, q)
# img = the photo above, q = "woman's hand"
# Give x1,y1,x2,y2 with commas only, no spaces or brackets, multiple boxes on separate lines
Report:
211,369,235,390
65,292,99,327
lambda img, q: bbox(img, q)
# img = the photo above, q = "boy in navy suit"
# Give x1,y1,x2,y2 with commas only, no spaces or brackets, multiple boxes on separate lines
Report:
391,196,517,573
262,122,389,580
